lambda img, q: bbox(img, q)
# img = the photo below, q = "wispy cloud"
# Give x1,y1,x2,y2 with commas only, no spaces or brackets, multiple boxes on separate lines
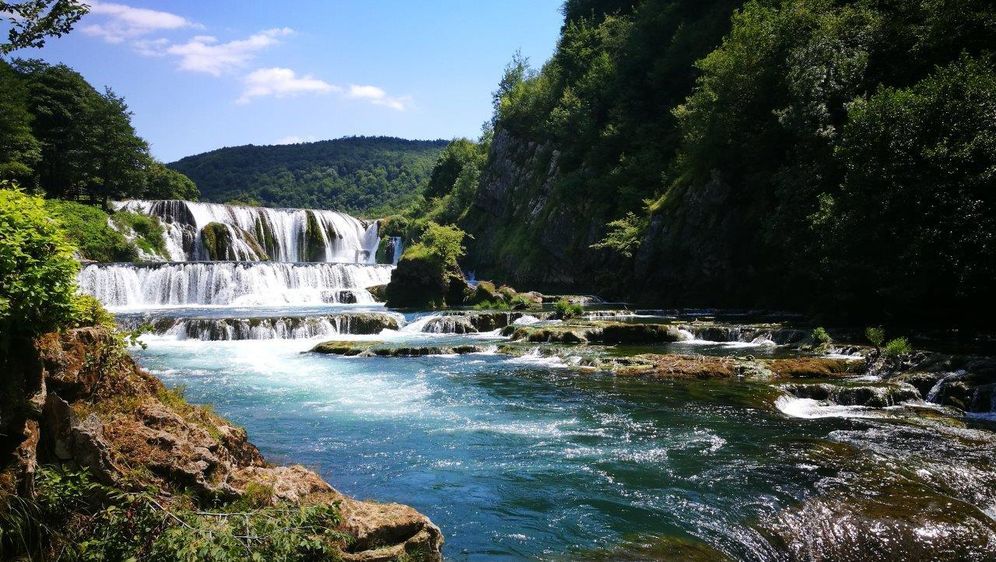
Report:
238,74,411,110
165,28,293,76
347,84,412,111
76,4,413,111
238,67,339,104
82,1,196,43
274,135,320,145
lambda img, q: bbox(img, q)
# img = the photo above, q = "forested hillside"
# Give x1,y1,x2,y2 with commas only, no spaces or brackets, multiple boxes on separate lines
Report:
170,137,448,215
410,0,995,324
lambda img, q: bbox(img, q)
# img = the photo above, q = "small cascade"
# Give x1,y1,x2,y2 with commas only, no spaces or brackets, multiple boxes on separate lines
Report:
78,262,393,308
114,200,380,263
389,236,404,266
679,325,807,346
926,371,966,403
400,314,444,333
138,312,403,341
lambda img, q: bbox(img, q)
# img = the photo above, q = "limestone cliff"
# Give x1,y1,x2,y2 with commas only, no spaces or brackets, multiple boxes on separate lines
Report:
0,327,443,561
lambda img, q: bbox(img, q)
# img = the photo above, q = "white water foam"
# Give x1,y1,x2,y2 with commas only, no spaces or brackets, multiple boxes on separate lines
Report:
78,262,393,309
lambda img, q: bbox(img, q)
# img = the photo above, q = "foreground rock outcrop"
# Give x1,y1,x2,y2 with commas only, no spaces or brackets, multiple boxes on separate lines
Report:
0,327,443,561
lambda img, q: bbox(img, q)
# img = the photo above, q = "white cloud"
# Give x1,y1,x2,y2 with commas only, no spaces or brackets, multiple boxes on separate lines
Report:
274,135,320,145
165,27,293,76
347,84,412,111
81,2,195,43
238,67,339,103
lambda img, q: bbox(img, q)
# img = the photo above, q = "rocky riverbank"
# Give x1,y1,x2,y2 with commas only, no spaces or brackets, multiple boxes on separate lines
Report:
0,326,443,561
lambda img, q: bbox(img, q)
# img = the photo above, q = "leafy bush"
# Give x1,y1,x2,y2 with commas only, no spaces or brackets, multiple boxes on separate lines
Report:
0,186,79,339
403,222,467,266
811,327,832,348
554,298,583,319
111,210,167,257
865,326,885,349
44,199,136,262
71,294,116,329
590,212,647,259
883,337,912,358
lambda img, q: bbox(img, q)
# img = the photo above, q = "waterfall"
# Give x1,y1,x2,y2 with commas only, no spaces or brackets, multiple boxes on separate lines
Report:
114,200,380,263
136,312,404,341
389,236,404,266
78,262,393,308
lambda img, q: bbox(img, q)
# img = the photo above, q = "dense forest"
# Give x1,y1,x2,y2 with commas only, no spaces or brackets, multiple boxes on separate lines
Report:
0,58,197,204
403,0,996,324
169,137,448,216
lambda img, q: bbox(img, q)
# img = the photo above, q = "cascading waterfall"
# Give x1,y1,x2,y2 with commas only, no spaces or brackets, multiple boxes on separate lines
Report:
139,312,405,341
78,262,393,308
389,236,404,265
114,200,380,263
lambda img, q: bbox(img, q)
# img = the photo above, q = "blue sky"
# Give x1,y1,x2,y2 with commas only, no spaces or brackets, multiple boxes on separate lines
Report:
9,1,563,161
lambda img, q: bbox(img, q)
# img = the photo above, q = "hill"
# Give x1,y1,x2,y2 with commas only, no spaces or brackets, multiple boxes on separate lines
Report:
169,136,448,216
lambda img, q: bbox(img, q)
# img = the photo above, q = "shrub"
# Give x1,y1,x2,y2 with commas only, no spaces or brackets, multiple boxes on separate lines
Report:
111,210,167,258
44,199,136,262
402,221,467,266
865,326,885,349
811,327,832,348
0,186,80,340
71,294,116,329
883,337,912,358
554,298,583,319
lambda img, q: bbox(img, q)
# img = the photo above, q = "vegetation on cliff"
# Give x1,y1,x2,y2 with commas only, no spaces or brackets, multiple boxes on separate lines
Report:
417,0,996,324
169,137,447,215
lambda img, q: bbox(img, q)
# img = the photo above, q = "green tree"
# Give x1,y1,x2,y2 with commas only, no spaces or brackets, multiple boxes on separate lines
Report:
1,0,88,54
86,87,151,206
0,59,40,181
145,162,199,200
831,55,996,318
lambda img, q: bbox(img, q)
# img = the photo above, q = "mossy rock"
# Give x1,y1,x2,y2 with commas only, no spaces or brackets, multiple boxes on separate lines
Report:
201,222,269,261
588,323,685,344
367,284,388,302
385,254,467,308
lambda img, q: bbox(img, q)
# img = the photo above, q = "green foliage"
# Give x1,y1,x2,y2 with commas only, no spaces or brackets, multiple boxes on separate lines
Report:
71,293,115,329
44,198,136,262
865,326,885,348
811,326,832,349
882,337,912,359
403,222,467,267
470,0,996,321
145,161,200,200
590,211,646,258
554,298,584,319
0,0,89,54
0,185,78,339
169,137,447,215
112,210,167,258
0,61,41,181
830,54,996,317
3,465,351,561
0,59,196,203
473,298,513,311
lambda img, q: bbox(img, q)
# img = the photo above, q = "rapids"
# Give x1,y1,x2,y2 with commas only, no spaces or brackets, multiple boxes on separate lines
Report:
122,308,996,560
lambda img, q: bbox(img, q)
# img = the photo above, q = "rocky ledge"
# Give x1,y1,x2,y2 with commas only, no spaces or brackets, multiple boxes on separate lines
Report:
0,327,443,561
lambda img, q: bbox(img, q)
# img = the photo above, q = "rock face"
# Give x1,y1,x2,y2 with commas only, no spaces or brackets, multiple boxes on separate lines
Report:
0,327,443,561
